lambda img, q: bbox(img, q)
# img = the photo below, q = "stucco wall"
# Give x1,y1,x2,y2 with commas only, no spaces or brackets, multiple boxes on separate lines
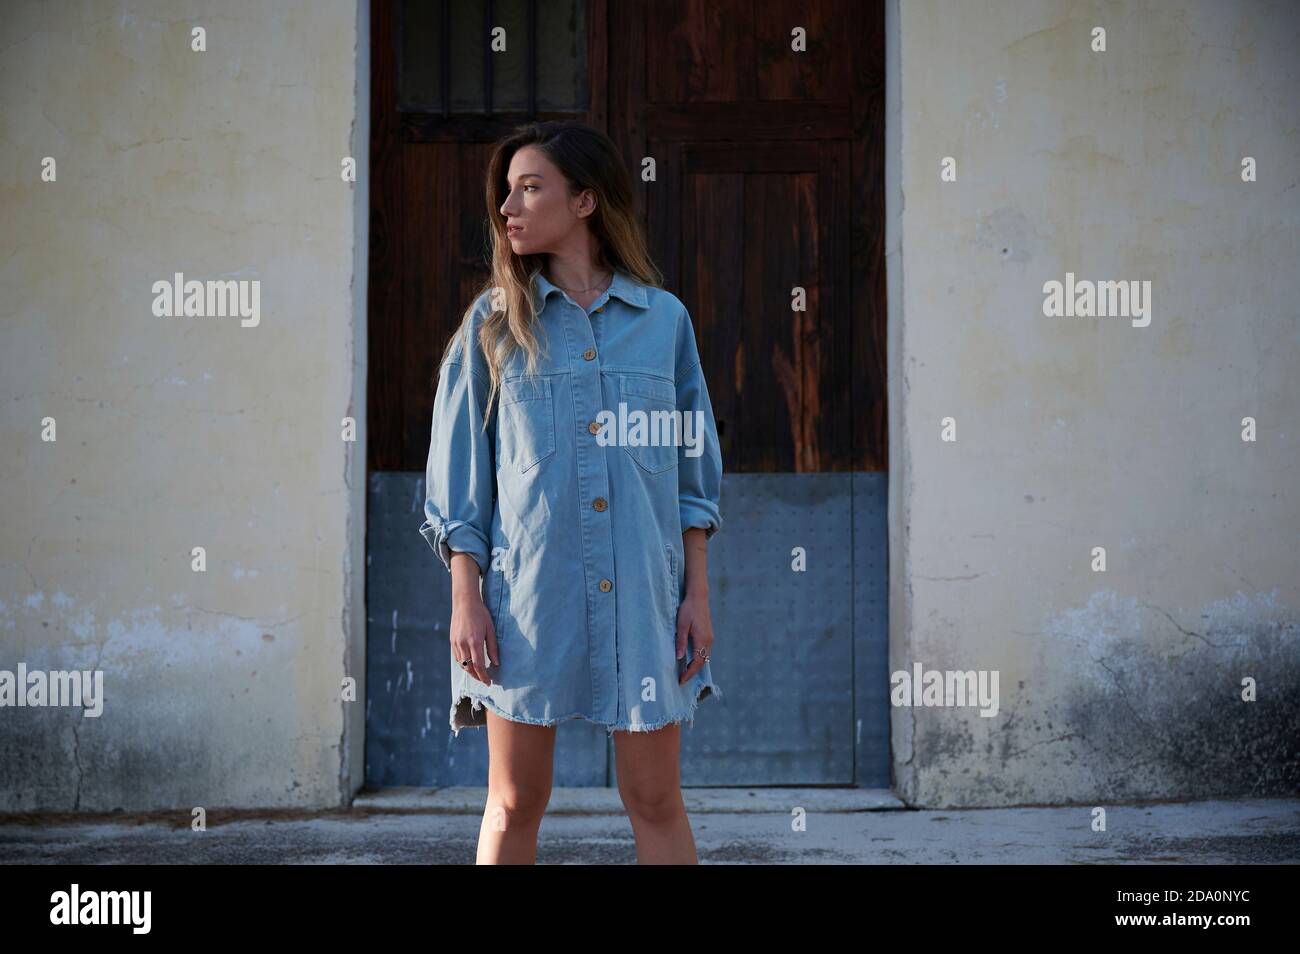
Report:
888,0,1300,807
3,0,1295,815
0,0,367,810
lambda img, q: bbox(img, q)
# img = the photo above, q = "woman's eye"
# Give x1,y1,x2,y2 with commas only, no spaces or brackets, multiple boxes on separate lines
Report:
522,185,537,192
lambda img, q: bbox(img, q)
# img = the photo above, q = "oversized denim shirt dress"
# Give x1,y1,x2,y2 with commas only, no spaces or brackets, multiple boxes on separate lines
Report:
420,268,724,736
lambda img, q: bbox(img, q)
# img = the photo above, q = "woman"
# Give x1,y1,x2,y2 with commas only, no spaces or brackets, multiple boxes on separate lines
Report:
419,120,725,864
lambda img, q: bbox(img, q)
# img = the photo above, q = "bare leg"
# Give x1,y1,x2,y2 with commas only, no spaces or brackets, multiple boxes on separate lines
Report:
476,710,557,864
613,722,698,864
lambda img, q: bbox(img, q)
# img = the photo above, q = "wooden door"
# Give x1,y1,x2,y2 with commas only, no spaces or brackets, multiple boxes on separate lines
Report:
364,0,888,789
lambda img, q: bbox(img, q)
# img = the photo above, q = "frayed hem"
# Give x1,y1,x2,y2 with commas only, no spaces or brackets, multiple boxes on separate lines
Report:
448,681,723,738
449,692,492,736
450,692,597,736
605,679,723,736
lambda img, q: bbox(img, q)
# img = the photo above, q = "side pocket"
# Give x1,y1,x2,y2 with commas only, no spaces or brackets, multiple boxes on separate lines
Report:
664,542,679,620
487,545,508,620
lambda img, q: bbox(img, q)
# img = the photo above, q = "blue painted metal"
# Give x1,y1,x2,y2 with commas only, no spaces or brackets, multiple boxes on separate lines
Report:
366,471,890,787
853,471,891,787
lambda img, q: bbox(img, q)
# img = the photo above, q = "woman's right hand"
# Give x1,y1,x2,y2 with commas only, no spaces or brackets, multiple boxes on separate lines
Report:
449,551,499,685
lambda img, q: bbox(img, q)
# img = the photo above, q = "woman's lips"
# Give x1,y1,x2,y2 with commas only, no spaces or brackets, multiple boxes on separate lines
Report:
508,225,524,234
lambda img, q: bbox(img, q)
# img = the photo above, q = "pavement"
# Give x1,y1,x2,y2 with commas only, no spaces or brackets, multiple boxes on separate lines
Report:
1,789,1297,864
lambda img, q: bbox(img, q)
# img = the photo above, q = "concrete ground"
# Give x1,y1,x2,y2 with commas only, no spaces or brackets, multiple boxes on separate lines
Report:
1,789,1297,864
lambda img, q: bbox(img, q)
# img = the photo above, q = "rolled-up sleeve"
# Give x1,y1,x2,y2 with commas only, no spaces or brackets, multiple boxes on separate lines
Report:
419,331,496,575
674,307,723,540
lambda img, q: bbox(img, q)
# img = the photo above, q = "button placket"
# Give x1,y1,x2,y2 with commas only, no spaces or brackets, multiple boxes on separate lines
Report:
586,317,612,588
561,299,618,712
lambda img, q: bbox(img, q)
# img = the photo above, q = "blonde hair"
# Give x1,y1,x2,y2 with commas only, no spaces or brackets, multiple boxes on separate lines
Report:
440,120,663,429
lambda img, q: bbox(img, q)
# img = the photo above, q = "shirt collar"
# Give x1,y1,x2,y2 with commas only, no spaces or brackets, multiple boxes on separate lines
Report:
532,267,649,312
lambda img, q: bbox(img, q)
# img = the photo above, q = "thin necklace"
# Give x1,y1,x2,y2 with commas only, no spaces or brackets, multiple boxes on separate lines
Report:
550,269,612,295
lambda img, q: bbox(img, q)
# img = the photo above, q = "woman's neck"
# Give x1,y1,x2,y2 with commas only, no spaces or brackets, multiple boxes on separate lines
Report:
544,258,611,296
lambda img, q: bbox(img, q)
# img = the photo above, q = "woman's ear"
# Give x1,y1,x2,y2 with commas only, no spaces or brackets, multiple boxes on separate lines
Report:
574,187,598,220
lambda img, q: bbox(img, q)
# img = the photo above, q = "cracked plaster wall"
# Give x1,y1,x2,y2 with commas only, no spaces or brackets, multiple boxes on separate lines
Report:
0,1,367,811
3,0,1295,815
887,0,1300,807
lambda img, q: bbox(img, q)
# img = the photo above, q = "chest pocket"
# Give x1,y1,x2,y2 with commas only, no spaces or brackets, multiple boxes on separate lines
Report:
500,375,556,474
618,374,679,475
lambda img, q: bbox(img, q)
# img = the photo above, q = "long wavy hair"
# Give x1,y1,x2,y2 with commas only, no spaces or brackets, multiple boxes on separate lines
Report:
440,120,663,428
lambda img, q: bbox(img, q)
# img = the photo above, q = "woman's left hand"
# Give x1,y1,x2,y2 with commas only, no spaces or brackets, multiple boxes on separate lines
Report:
676,590,714,684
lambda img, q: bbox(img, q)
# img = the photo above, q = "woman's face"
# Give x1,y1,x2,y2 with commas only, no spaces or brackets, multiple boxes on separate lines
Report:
499,145,594,255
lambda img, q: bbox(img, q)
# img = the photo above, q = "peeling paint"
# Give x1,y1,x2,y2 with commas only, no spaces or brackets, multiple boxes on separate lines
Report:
893,0,1300,810
906,591,1299,808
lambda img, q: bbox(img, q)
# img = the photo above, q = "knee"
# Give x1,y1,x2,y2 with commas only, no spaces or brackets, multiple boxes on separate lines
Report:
488,782,551,829
617,780,683,824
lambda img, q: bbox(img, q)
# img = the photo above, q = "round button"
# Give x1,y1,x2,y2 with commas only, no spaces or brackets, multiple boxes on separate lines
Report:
583,347,596,360
599,579,613,592
592,497,607,512
588,421,601,434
